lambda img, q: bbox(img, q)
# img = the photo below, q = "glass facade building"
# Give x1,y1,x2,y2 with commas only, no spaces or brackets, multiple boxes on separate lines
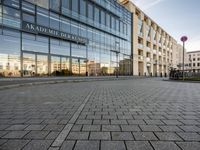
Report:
0,0,132,77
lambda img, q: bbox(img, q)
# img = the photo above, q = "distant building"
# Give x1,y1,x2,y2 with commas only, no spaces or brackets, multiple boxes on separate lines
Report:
185,51,200,72
119,0,180,77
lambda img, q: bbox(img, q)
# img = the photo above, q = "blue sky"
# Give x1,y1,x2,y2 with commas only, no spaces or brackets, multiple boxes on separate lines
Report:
131,0,200,51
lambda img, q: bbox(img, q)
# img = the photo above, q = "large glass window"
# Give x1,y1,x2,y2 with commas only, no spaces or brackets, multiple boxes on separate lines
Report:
80,0,86,17
61,57,70,75
72,0,78,12
37,7,49,27
138,19,143,35
0,5,2,24
3,6,20,28
22,33,49,53
50,12,60,30
23,13,35,23
94,7,100,23
71,21,79,35
100,10,105,25
51,56,61,75
3,0,19,8
71,43,86,58
88,3,93,20
111,16,116,30
37,54,48,76
62,0,70,15
22,1,35,14
50,0,60,12
0,30,20,77
23,53,35,76
50,39,70,56
37,0,49,9
106,13,110,28
60,17,70,33
26,0,49,9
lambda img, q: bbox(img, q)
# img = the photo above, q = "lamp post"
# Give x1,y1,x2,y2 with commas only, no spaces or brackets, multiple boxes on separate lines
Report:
180,36,188,81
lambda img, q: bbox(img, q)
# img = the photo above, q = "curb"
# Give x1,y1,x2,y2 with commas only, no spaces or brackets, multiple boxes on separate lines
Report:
0,77,145,90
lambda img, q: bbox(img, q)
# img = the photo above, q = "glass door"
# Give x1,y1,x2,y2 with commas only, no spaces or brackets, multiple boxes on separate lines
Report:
23,53,36,76
36,55,48,76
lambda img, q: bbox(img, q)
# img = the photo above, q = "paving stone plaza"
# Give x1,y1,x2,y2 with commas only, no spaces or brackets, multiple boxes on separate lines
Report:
0,78,200,150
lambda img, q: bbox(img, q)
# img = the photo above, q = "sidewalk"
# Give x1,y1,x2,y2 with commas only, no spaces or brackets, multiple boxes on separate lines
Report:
0,76,144,90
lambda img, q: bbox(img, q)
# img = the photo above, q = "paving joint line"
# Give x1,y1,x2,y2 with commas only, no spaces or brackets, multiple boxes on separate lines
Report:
50,90,94,148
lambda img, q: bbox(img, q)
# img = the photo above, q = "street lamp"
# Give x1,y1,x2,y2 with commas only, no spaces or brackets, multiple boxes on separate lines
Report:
180,36,188,81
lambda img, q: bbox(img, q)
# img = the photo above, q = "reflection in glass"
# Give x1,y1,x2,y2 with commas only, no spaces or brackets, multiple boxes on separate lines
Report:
3,6,20,28
51,56,61,76
61,57,70,76
37,55,48,76
50,0,60,12
72,58,79,76
79,59,86,76
37,7,49,27
0,54,20,77
0,33,20,77
22,34,48,53
23,53,35,77
50,38,70,56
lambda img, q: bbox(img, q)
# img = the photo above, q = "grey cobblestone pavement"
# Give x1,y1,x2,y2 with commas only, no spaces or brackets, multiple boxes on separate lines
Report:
0,78,200,150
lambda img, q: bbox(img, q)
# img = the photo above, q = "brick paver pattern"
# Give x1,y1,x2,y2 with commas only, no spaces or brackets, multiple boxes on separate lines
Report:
0,78,200,150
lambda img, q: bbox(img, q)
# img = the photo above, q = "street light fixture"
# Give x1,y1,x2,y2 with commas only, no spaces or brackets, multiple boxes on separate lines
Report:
180,36,188,81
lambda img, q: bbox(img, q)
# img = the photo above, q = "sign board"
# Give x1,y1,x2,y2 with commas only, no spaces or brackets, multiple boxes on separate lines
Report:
22,21,88,44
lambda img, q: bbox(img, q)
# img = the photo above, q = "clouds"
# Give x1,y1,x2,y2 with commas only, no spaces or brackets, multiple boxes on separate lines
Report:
131,0,165,11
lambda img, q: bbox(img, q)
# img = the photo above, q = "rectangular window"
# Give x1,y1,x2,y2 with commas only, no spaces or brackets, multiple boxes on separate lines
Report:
70,21,79,35
0,30,21,77
111,16,115,30
88,3,93,20
3,6,20,28
100,10,105,25
22,1,35,14
0,5,2,24
71,43,86,58
116,19,119,32
22,33,49,53
94,7,100,23
3,0,19,8
50,0,60,12
193,63,196,67
60,17,70,33
23,13,35,23
37,7,49,27
62,0,70,15
72,0,78,12
50,38,70,56
80,0,86,16
37,0,49,9
106,13,110,27
50,12,60,30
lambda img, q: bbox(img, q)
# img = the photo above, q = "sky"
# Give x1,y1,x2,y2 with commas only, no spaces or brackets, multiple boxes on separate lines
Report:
130,0,200,52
